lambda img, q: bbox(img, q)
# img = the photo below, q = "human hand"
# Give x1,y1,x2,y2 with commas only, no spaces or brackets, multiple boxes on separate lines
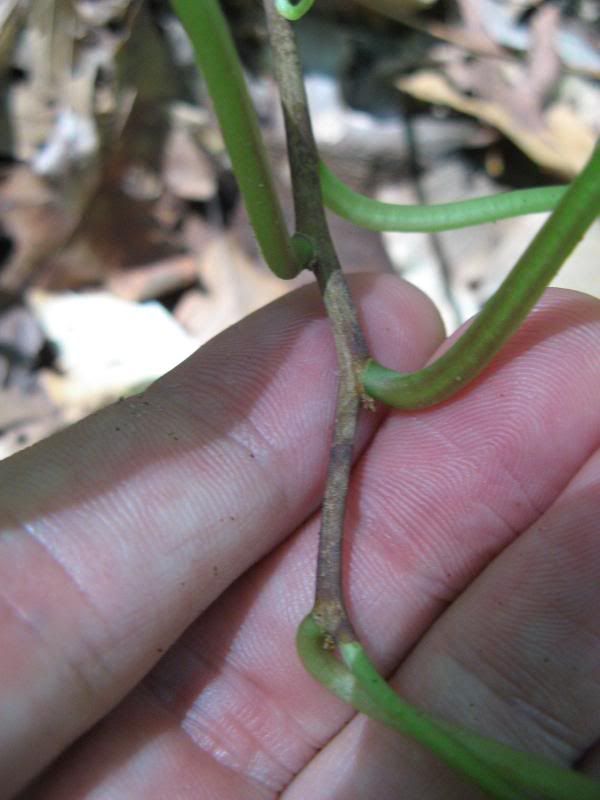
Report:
1,275,599,799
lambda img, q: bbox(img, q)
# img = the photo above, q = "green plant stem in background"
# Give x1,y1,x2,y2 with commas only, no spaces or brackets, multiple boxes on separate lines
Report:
171,0,309,279
320,161,567,232
275,0,317,20
298,615,600,800
361,141,600,408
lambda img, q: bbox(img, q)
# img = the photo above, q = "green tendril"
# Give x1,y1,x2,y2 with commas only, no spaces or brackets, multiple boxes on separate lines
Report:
298,614,600,800
320,161,566,232
275,0,317,21
361,142,600,409
172,0,309,279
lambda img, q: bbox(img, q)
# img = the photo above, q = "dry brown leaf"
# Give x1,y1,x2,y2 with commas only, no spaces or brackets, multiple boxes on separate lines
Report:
0,0,25,69
353,0,439,15
30,288,197,407
174,236,294,344
397,70,596,177
0,385,54,432
0,167,75,291
163,126,216,201
108,254,199,302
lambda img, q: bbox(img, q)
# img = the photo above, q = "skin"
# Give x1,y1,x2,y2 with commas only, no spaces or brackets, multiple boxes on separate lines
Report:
162,3,598,792
360,143,600,411
1,275,599,799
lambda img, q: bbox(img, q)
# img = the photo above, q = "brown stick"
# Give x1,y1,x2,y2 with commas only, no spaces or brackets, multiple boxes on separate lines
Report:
262,2,371,641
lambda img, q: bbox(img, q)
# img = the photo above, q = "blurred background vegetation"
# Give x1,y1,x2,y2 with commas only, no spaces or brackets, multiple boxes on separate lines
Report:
0,0,598,458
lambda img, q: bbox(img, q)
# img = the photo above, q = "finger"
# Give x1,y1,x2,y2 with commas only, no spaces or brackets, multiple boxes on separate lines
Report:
29,289,600,798
286,289,600,798
290,431,600,800
0,274,443,797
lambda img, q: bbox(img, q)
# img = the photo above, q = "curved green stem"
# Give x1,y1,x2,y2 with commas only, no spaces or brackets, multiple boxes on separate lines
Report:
320,161,567,232
275,0,317,20
171,0,309,279
361,141,600,409
297,616,517,799
298,614,600,800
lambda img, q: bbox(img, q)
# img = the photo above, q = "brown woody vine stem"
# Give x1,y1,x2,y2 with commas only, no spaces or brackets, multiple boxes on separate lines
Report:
262,1,370,642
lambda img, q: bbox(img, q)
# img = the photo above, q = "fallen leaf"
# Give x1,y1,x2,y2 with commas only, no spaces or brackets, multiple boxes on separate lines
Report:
397,70,596,176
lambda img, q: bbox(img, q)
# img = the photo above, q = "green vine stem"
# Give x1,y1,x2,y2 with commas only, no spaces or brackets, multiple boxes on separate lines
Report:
275,0,316,20
298,615,600,800
171,0,311,279
172,2,600,797
320,161,567,232
361,141,600,409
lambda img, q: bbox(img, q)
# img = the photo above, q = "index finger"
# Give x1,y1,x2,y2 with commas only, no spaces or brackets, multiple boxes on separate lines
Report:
0,274,444,796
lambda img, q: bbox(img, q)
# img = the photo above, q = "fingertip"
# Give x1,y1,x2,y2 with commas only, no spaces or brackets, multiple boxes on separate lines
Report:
345,273,447,373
